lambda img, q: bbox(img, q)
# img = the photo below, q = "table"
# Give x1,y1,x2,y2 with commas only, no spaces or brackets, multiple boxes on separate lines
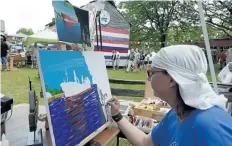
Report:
5,104,120,146
42,128,120,146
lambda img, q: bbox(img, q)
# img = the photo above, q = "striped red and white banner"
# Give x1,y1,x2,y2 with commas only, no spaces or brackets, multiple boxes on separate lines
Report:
94,26,130,56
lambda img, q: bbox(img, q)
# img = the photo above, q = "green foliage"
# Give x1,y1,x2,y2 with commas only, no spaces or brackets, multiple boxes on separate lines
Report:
119,1,182,49
16,28,34,35
166,25,225,45
118,1,231,52
47,88,63,96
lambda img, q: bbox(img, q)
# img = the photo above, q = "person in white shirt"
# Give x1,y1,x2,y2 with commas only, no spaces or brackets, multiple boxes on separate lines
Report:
31,43,38,68
112,50,120,70
115,51,120,70
126,49,135,72
133,48,140,72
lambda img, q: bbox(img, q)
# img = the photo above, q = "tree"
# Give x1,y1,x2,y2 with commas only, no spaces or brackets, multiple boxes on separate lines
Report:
16,28,34,35
203,0,232,37
183,0,232,37
118,1,231,51
118,1,182,48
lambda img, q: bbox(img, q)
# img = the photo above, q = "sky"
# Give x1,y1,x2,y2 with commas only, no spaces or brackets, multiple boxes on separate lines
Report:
0,0,92,35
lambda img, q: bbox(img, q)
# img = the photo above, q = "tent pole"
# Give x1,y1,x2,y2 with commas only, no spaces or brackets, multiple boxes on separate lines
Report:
98,12,103,52
198,1,218,93
95,16,99,51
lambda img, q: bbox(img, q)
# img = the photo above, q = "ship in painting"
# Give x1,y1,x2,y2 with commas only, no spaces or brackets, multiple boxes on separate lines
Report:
60,69,91,97
59,69,109,122
55,11,78,25
61,13,78,24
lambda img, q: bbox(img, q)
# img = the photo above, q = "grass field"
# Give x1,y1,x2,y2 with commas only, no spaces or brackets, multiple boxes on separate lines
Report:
1,68,146,105
1,64,220,105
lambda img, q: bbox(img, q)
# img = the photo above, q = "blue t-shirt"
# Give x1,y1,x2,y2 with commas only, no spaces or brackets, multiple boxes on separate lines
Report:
151,106,232,146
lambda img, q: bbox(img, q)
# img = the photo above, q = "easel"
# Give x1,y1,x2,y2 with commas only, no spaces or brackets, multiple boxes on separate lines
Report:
40,42,120,146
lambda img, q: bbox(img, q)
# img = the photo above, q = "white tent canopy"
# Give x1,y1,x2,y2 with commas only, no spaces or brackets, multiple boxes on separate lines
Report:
26,29,58,47
29,29,57,40
14,33,28,38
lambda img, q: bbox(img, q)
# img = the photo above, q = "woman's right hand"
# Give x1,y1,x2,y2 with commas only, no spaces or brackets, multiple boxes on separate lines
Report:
107,97,120,116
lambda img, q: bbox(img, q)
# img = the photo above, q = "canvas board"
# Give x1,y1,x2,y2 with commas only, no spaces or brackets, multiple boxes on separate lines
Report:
37,50,112,146
53,0,90,45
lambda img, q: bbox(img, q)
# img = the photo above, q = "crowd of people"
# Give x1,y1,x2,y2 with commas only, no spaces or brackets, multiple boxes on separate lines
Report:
126,48,152,72
110,47,230,73
0,35,40,70
111,48,153,72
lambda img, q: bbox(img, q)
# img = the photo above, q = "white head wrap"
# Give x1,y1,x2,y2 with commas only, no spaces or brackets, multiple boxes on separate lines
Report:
152,45,227,111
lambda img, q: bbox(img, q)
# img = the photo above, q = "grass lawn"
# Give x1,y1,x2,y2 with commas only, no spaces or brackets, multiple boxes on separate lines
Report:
1,68,44,105
1,64,220,105
1,68,146,105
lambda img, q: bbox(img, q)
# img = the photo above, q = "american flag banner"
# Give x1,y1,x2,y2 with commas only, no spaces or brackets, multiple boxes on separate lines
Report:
94,25,130,66
94,26,129,60
82,1,131,66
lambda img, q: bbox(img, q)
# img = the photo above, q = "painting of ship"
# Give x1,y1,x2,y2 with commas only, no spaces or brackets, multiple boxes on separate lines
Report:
61,13,78,24
60,69,91,97
38,50,112,146
53,0,82,44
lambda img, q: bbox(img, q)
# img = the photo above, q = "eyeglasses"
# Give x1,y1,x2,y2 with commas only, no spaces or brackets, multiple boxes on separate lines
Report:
147,70,167,81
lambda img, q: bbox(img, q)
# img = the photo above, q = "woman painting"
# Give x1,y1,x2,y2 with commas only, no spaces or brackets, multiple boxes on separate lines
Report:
108,45,232,146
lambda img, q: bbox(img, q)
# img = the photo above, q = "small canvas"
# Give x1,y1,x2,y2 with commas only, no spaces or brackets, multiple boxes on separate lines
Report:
53,0,90,44
37,50,111,146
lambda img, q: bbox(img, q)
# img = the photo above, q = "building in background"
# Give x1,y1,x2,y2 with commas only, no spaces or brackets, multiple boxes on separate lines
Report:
45,1,131,67
82,1,131,67
185,38,232,63
1,20,5,33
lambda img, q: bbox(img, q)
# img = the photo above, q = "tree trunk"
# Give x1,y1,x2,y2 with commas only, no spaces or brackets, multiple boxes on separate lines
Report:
160,34,166,48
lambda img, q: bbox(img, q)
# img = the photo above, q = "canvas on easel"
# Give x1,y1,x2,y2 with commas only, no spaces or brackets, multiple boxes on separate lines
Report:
37,50,112,146
53,0,90,45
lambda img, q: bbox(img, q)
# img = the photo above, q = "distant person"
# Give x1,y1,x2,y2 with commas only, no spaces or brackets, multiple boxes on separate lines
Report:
226,48,232,64
1,35,9,71
139,50,145,70
133,48,140,72
31,42,38,68
112,50,117,70
115,51,120,70
219,49,227,70
126,49,135,72
144,53,150,70
112,50,120,70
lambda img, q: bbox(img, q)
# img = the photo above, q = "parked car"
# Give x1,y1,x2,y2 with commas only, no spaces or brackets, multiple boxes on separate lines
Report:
10,44,24,53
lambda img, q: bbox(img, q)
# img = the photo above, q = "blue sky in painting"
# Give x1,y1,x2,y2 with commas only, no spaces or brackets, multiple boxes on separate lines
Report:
38,50,93,91
52,0,82,44
53,0,77,20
